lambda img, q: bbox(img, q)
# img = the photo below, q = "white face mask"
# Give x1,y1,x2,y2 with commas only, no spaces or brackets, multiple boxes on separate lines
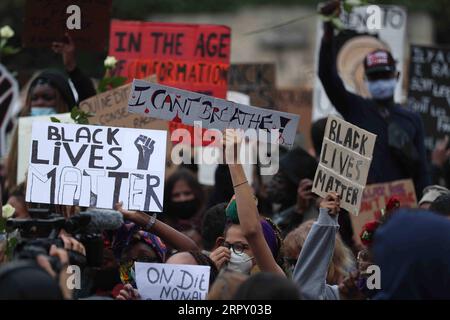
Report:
227,251,253,275
30,107,57,117
366,78,397,100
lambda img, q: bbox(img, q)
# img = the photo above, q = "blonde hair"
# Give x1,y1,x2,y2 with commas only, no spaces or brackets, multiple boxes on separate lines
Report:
284,220,355,285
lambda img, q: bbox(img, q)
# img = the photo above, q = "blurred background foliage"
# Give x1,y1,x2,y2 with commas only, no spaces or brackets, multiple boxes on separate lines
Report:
0,0,449,85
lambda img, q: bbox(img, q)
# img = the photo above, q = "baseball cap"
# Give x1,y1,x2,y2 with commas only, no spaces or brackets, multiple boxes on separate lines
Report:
419,185,450,206
364,49,396,75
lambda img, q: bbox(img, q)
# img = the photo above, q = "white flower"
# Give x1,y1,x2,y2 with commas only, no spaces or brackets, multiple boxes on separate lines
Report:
0,25,14,39
104,56,118,69
2,204,15,219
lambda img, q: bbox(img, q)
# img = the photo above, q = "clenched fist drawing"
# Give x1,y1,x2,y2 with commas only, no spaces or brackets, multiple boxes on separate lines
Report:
135,135,155,170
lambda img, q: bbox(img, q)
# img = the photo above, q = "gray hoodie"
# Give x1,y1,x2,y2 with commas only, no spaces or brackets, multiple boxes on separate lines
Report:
292,208,340,300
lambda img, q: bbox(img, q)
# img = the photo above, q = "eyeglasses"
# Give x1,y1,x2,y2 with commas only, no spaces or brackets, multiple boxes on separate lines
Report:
222,241,250,255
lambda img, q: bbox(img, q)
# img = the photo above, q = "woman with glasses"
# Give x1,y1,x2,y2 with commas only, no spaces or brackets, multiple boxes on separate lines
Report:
209,130,285,276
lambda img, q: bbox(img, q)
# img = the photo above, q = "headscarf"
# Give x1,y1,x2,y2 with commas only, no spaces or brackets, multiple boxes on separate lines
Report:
30,70,76,108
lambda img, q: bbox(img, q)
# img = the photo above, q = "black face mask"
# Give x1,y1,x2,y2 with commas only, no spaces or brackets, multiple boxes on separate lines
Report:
167,199,200,220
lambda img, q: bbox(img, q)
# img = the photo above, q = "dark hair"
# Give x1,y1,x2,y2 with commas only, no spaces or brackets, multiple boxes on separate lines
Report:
311,118,328,156
188,251,219,286
164,168,204,208
201,203,227,251
233,272,300,300
430,194,450,217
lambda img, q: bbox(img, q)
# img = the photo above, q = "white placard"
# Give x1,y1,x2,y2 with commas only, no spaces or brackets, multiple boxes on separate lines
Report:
25,122,167,211
135,262,210,300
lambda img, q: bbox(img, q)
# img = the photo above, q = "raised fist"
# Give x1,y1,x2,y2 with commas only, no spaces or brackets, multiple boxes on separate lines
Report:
135,135,155,170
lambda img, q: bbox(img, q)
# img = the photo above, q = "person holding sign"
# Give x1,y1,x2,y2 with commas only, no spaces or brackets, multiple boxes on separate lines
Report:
318,1,430,198
5,33,96,196
217,129,285,276
293,192,367,300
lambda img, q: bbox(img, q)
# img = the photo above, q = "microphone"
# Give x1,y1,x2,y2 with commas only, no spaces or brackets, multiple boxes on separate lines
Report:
79,208,124,233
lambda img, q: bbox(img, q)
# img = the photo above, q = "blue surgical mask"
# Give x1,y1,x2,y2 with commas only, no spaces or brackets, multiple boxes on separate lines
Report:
365,78,397,100
30,107,57,117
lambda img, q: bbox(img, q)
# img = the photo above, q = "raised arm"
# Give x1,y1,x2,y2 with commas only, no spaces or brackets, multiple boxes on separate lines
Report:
318,1,362,118
115,202,198,252
52,33,96,103
224,130,285,276
293,192,341,300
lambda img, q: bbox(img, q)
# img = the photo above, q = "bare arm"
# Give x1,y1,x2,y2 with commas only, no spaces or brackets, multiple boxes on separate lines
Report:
224,130,285,276
115,202,199,252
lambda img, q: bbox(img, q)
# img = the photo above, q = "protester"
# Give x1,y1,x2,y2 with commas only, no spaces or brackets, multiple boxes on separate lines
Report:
201,202,227,255
284,219,354,283
373,209,450,299
161,168,205,247
210,130,285,276
4,34,95,195
318,0,430,198
7,183,29,219
266,147,318,213
292,192,371,300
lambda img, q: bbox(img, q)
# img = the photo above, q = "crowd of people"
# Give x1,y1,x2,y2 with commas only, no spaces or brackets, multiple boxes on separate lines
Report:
1,0,450,300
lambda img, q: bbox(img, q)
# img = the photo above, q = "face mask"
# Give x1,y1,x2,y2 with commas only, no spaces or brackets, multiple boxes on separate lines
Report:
168,199,199,219
227,251,253,275
366,78,397,100
30,107,57,117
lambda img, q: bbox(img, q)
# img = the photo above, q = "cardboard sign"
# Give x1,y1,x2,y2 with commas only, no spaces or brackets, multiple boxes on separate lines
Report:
135,262,210,300
79,75,164,129
25,122,167,211
128,80,300,147
228,63,276,108
408,45,450,151
0,64,19,157
276,87,313,151
312,116,377,214
109,20,231,99
313,5,407,121
23,0,112,51
350,179,417,243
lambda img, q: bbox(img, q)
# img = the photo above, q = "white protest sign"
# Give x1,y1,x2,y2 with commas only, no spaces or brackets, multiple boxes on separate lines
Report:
313,5,407,121
135,262,210,300
198,91,254,186
128,79,300,147
17,113,74,184
25,122,167,211
312,115,376,215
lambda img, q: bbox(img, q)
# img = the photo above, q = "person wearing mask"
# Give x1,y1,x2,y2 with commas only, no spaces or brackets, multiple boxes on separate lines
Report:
318,1,430,198
5,34,95,195
161,168,205,247
208,130,285,276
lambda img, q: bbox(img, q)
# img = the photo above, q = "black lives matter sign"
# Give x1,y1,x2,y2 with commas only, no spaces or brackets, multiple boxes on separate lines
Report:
408,45,450,151
25,122,167,211
312,116,376,215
